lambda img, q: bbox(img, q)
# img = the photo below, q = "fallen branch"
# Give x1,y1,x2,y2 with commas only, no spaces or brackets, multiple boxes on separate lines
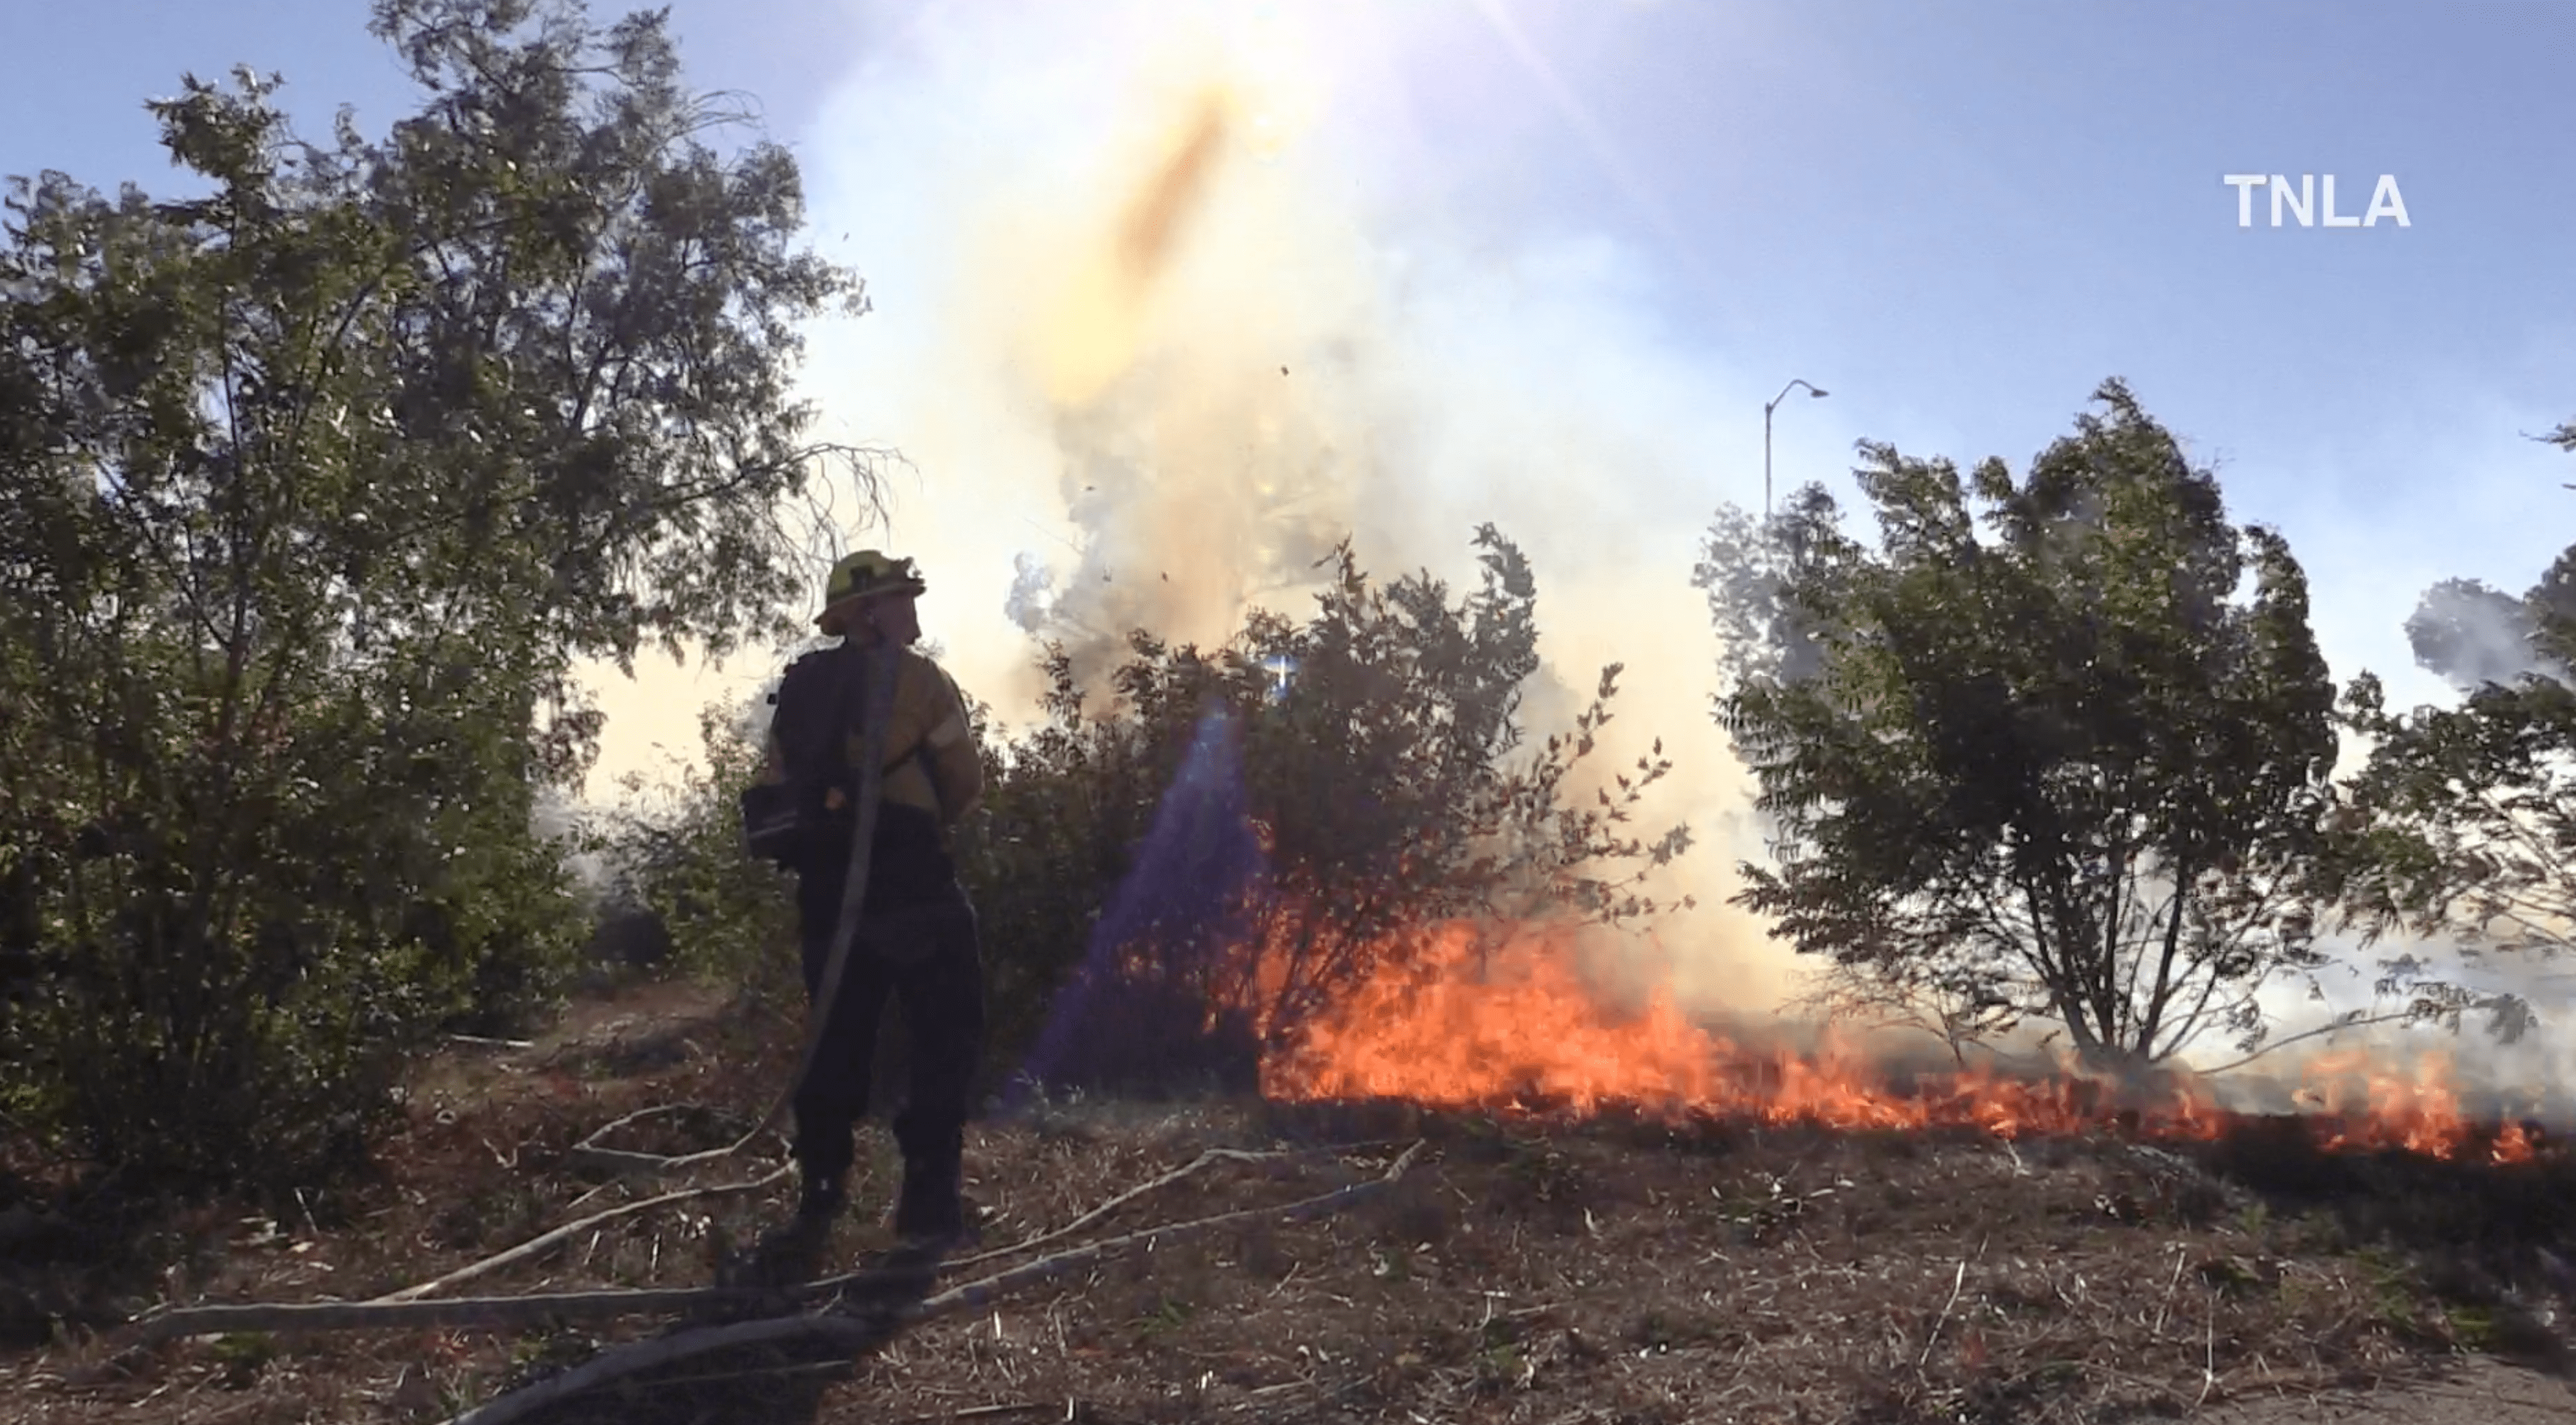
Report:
568,1106,782,1176
128,1166,803,1342
444,1141,1428,1425
2197,1285,2221,1407
372,1163,792,1303
134,1276,893,1342
2153,1244,2189,1336
1918,1258,1969,1367
946,1146,1288,1271
912,1403,1062,1424
131,1144,1408,1347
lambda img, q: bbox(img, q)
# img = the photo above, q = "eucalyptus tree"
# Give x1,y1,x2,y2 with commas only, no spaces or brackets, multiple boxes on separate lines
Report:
1701,381,2341,1071
2326,426,2576,1001
0,0,873,1186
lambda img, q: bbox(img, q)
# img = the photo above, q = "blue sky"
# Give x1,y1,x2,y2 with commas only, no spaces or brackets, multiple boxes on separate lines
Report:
10,1,2567,705
10,0,2575,1026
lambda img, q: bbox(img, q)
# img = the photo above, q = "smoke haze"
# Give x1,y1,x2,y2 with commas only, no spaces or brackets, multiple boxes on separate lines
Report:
671,0,1809,1015
565,0,2571,1089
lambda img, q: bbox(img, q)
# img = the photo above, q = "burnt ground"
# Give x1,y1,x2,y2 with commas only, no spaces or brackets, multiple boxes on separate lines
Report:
3,973,2574,1425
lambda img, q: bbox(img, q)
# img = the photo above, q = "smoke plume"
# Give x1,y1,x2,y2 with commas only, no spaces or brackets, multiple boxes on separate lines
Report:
555,1,2575,1102
2406,578,2565,690
782,0,1804,1016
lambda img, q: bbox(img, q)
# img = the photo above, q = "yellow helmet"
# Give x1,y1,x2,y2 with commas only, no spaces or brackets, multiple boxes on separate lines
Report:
817,549,927,628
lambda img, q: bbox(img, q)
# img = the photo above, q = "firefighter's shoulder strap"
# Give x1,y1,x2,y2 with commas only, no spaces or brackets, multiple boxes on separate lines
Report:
769,644,864,781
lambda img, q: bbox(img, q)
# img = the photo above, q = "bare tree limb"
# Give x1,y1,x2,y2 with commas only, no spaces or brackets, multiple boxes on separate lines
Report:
127,1145,1411,1348
1917,1258,1969,1367
370,1163,792,1303
566,1104,778,1175
944,1146,1288,1272
442,1141,1427,1425
131,1275,881,1342
2190,1010,2417,1077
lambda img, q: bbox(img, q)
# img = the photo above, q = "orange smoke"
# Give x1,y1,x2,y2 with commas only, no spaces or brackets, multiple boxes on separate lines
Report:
1120,93,1229,284
1028,88,1239,408
1246,915,2542,1165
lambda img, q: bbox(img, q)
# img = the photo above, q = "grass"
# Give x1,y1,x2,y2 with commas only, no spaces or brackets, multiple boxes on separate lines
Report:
0,972,2571,1424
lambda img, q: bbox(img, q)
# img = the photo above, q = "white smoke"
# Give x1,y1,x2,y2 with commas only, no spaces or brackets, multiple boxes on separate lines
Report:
781,0,1806,1013
2406,578,2564,691
567,0,2569,1097
1004,550,1057,634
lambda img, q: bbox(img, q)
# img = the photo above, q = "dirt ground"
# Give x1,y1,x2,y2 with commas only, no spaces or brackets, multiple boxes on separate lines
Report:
4,974,2572,1424
2200,1356,2575,1424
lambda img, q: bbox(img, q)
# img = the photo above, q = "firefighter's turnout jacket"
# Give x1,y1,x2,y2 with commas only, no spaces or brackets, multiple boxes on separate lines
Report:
764,642,982,914
859,646,982,831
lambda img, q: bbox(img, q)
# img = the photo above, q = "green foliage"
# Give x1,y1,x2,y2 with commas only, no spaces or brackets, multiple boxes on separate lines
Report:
954,527,1691,1086
2333,675,2574,974
1701,380,2339,1069
209,1331,281,1388
2324,458,2576,1000
602,527,1689,1092
584,706,800,995
0,0,865,1190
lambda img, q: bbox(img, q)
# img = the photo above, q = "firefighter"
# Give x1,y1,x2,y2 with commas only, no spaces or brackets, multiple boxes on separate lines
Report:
762,549,986,1244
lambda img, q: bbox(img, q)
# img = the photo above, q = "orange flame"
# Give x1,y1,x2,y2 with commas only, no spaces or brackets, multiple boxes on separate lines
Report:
1235,915,2541,1163
2292,1052,2539,1163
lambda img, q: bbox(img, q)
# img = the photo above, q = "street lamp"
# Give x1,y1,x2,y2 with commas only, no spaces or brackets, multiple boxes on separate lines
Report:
1764,378,1829,517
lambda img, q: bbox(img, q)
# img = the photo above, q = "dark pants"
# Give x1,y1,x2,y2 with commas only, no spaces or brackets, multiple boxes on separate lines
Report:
789,878,985,1189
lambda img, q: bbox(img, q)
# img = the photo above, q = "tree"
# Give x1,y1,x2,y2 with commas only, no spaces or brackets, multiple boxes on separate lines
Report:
597,526,1694,1097
584,704,801,992
1701,380,2340,1072
961,526,1693,1091
0,0,873,1189
2325,429,2576,995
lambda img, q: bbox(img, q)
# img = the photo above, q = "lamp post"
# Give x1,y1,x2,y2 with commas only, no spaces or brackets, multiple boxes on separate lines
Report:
1764,378,1829,517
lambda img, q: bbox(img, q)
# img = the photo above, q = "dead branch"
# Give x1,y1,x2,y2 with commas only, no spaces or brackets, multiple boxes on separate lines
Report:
1917,1258,1968,1367
906,1404,1058,1424
945,1146,1288,1271
2198,1287,2219,1406
128,1166,802,1342
132,1276,892,1342
2192,1010,2417,1077
442,1140,1427,1425
2153,1244,2189,1336
372,1163,793,1303
567,1106,786,1176
129,1144,1407,1347
446,1034,538,1050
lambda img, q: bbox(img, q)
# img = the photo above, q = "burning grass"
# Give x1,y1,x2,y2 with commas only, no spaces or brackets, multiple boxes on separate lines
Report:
1253,918,2549,1166
1,1001,2570,1424
3,935,2572,1424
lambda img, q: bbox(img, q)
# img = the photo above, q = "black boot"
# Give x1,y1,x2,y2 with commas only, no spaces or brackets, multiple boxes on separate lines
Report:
733,1173,841,1290
892,1157,969,1245
797,1172,848,1224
